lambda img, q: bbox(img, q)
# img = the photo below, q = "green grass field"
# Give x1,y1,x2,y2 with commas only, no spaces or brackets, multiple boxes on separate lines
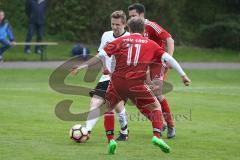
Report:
0,68,240,160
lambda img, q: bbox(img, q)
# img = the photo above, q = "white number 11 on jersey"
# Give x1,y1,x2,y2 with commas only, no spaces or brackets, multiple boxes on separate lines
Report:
127,44,141,66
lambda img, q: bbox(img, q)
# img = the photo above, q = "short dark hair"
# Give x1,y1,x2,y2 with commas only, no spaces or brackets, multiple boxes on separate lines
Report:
111,10,127,24
128,3,145,14
127,17,145,34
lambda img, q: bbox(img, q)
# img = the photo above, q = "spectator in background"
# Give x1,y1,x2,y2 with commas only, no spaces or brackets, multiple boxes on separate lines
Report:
0,10,14,62
24,0,47,54
71,43,90,61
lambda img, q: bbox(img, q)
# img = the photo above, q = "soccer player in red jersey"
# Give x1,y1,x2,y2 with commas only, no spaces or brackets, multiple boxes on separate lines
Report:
101,17,190,154
128,3,176,138
72,17,190,155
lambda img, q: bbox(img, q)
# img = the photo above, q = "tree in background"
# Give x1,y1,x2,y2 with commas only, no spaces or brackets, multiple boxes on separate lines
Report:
1,0,239,50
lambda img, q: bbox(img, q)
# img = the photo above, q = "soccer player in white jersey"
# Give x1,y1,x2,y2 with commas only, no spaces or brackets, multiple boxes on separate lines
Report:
72,10,130,141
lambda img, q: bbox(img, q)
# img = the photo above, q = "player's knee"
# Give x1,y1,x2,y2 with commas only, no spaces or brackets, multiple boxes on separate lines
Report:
114,102,125,113
90,96,104,109
157,95,165,102
156,95,163,101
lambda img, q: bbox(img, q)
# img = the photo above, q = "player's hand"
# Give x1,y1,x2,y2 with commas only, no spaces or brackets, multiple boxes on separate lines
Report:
70,64,88,75
70,65,79,75
182,75,191,86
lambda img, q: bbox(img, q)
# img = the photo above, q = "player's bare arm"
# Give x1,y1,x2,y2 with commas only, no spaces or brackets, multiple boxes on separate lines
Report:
70,54,103,76
166,37,174,56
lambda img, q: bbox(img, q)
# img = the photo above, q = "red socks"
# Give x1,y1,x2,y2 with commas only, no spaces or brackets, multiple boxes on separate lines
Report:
104,112,114,143
160,98,174,128
140,108,163,138
150,110,163,138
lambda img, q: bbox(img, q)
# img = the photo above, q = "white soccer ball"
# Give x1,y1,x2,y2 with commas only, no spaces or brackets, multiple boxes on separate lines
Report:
69,124,89,143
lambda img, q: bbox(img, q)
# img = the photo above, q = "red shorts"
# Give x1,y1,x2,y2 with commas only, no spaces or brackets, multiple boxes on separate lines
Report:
105,77,157,110
150,63,169,81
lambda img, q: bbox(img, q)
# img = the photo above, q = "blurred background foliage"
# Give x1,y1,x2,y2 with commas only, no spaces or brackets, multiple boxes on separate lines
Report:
1,0,239,50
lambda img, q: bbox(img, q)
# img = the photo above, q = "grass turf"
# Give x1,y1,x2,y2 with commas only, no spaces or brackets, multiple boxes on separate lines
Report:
0,69,240,160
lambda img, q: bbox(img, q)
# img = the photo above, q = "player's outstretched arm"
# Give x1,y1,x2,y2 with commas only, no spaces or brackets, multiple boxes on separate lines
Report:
70,54,103,76
161,52,191,86
70,64,88,75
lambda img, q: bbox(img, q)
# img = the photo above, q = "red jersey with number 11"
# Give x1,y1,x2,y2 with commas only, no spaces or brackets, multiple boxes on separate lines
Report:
103,33,165,80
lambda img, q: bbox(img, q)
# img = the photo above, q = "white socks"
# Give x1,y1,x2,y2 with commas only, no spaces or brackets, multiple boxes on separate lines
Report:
86,106,128,134
116,108,128,134
86,107,100,132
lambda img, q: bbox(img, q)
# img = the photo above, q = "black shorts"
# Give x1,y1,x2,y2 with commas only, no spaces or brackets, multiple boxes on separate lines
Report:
89,80,110,98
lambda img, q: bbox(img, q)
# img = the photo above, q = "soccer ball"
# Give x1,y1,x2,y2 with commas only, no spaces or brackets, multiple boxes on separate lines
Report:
69,124,89,143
